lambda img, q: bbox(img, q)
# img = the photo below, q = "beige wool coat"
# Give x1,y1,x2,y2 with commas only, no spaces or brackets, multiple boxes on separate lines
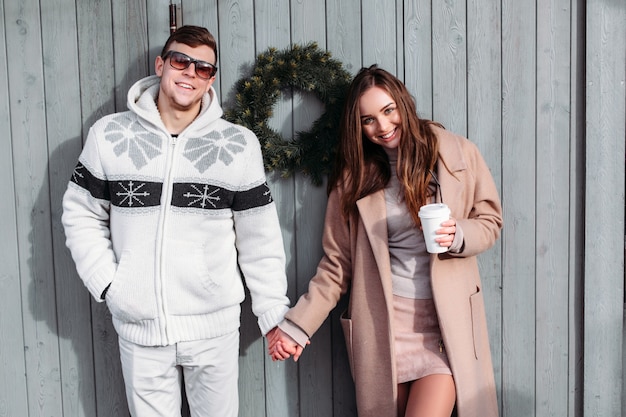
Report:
285,126,503,417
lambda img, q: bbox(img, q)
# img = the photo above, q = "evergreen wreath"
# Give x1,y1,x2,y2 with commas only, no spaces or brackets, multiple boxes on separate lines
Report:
224,43,352,185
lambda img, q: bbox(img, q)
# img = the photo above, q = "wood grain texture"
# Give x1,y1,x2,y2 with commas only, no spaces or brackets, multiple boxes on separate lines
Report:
146,0,171,69
535,1,572,416
501,0,537,415
0,0,29,415
41,0,98,415
432,0,467,134
1,1,624,416
466,0,503,412
251,2,297,416
291,2,335,416
327,0,361,75
5,0,64,416
112,0,150,110
583,1,625,416
403,0,433,119
567,3,585,415
361,0,397,71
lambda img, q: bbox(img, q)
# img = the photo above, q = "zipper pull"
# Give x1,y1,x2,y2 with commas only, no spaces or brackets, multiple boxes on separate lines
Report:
439,339,444,353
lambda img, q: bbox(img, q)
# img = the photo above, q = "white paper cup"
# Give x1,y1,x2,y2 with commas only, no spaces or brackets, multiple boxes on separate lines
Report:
418,203,451,253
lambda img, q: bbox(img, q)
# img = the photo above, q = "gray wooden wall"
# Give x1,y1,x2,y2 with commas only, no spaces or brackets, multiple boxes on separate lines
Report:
1,0,624,416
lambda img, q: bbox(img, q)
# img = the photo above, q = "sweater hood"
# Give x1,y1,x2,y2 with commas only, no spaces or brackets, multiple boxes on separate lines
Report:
126,75,224,136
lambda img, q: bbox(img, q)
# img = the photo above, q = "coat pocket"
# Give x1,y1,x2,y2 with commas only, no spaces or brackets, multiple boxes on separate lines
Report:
340,309,355,378
469,285,487,360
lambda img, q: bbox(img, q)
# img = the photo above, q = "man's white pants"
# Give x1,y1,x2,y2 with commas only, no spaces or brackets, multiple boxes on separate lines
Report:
118,330,239,417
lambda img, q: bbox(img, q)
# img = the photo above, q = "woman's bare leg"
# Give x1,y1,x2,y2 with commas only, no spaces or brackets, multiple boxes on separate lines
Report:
403,374,455,417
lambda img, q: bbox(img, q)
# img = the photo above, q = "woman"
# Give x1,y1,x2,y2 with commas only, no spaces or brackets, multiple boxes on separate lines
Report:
269,65,502,417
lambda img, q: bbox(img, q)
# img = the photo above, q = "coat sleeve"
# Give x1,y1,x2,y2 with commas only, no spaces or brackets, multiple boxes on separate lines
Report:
285,188,353,337
452,140,503,258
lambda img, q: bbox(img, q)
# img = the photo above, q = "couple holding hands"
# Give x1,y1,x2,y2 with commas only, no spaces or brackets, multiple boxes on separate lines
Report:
62,25,501,417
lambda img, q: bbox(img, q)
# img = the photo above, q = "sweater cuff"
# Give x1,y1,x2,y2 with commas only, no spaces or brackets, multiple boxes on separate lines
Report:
85,263,116,303
278,319,310,348
449,223,465,253
257,304,289,336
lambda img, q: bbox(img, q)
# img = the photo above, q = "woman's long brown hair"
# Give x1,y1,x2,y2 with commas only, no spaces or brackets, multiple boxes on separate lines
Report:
328,65,441,226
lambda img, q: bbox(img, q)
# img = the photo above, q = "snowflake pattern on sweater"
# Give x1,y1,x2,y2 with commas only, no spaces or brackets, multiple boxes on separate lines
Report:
104,114,163,169
62,76,290,346
183,126,247,173
70,154,273,211
71,111,270,211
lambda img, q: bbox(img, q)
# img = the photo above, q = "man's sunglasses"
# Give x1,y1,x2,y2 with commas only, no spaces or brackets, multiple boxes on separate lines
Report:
162,51,217,79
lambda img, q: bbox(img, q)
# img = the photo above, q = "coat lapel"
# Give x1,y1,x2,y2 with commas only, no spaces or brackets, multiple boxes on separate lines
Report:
435,128,469,219
356,191,394,297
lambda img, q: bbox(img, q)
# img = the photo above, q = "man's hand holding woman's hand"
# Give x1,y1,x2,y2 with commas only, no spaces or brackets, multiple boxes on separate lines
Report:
266,327,309,362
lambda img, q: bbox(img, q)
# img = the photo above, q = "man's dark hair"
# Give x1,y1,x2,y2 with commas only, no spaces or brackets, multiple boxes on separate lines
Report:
160,25,218,64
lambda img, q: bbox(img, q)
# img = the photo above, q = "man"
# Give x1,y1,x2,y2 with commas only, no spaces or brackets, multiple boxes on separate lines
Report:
62,25,289,416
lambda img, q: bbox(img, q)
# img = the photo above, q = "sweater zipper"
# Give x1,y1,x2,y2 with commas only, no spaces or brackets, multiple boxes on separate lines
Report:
157,134,178,344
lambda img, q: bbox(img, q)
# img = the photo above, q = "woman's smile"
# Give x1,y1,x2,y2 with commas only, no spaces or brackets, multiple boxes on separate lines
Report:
359,86,402,149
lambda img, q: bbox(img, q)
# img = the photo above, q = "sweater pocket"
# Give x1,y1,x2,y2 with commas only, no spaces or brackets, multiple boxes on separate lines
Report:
106,250,158,322
164,240,241,315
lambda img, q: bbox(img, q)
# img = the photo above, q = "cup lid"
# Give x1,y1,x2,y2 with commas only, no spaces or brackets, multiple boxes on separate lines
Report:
418,203,450,217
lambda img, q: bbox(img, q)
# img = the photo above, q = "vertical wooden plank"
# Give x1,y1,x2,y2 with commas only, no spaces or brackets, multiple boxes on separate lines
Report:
535,1,572,416
327,0,361,75
179,0,219,35
395,0,403,78
361,0,396,71
112,0,149,110
216,0,254,109
466,0,502,412
211,1,283,416
584,0,625,416
252,2,298,416
0,0,29,415
432,0,467,134
75,1,130,416
403,0,433,119
253,2,298,416
77,0,116,129
568,3,585,416
327,3,361,416
179,0,216,27
5,1,64,416
501,0,537,415
40,0,99,415
291,2,335,416
146,0,171,68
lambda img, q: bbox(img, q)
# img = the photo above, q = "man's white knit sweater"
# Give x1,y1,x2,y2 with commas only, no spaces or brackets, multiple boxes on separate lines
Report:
62,75,290,347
